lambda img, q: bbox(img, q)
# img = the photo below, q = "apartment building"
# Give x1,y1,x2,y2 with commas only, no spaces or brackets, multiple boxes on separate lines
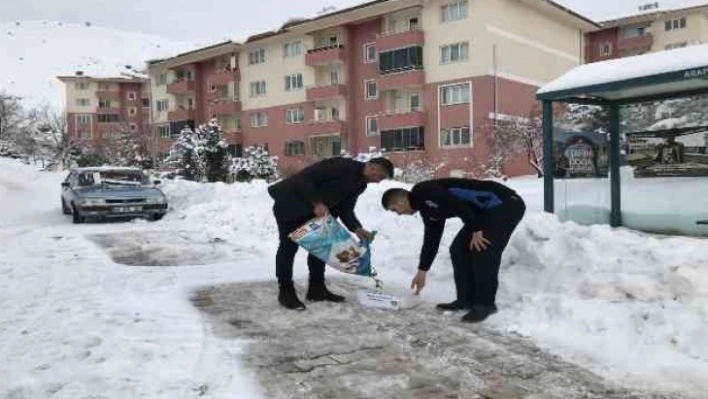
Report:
58,74,151,147
149,0,596,177
586,3,708,63
146,41,241,158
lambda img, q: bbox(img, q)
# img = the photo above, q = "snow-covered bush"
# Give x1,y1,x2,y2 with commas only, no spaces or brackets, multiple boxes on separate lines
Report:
231,146,278,182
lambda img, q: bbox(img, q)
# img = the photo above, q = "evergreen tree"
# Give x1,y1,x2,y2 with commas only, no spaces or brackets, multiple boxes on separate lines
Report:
166,125,205,181
232,146,277,181
202,119,231,182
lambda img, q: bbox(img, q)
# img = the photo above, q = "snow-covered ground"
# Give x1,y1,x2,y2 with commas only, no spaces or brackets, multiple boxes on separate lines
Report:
1,157,707,398
0,21,198,108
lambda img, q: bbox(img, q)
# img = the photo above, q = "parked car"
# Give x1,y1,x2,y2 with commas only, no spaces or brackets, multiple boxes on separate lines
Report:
60,167,168,224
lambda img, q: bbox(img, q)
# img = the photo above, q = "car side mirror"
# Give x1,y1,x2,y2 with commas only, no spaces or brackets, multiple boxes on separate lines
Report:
61,182,70,188
153,180,162,185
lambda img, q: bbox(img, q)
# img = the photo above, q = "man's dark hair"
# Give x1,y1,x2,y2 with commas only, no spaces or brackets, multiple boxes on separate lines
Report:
381,188,409,209
367,157,394,178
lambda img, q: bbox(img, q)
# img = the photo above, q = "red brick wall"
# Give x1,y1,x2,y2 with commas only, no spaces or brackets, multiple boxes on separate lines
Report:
585,28,620,63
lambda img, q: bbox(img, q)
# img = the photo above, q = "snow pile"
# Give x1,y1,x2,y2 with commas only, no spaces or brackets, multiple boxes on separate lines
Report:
159,175,708,397
0,21,197,108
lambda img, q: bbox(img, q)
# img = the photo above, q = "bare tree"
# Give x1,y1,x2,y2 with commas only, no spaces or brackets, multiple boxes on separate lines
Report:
30,105,80,170
0,92,25,142
483,106,545,177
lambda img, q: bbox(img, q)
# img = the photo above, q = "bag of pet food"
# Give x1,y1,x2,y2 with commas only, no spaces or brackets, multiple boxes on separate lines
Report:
288,215,374,277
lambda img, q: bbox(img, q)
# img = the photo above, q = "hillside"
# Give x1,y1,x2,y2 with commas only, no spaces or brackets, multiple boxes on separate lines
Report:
0,20,198,109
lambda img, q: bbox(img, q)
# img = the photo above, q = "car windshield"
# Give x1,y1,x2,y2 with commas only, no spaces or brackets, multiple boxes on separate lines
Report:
77,170,149,187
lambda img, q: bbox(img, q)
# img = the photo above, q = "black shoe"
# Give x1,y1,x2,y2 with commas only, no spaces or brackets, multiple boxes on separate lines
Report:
306,283,345,302
461,304,498,323
436,300,471,311
278,282,306,310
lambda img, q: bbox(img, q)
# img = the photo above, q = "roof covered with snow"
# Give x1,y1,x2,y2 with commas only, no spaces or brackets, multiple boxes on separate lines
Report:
538,43,708,102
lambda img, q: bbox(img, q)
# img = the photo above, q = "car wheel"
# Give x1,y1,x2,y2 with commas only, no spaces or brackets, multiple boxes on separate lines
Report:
71,204,84,224
149,213,164,222
61,198,71,215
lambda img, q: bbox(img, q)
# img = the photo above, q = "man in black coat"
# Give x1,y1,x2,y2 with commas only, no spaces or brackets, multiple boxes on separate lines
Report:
381,178,526,323
268,157,394,310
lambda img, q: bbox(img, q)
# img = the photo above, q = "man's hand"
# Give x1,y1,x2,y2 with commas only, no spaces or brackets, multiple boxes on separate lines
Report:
469,230,491,252
313,203,329,217
411,270,427,295
354,228,375,242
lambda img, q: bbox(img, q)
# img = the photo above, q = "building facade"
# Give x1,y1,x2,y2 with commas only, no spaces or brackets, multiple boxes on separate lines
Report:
148,0,596,177
58,75,152,152
586,4,708,63
146,41,242,159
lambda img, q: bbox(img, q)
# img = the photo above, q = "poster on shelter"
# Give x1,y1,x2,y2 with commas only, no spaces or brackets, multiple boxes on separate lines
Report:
552,131,609,178
626,130,708,177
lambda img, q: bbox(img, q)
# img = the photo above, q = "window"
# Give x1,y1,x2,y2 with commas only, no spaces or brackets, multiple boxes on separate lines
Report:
440,42,469,64
127,91,137,101
666,42,688,50
330,65,341,85
75,82,88,90
665,17,687,31
366,117,378,136
599,42,612,57
76,114,91,125
98,83,111,91
311,136,341,158
285,73,304,91
440,126,471,147
97,114,120,123
129,123,137,132
441,0,468,23
156,99,169,112
249,48,266,65
98,99,114,108
285,140,305,156
364,43,377,63
410,93,421,111
250,80,267,97
365,80,377,100
378,46,423,74
283,40,303,57
158,125,170,138
76,98,90,107
78,130,91,139
381,127,424,151
128,107,137,116
286,107,305,124
440,83,470,105
157,74,167,86
249,112,268,127
142,98,150,108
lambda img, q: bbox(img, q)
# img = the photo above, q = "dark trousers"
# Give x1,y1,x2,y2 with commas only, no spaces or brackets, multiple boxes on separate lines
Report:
449,195,526,306
273,206,326,285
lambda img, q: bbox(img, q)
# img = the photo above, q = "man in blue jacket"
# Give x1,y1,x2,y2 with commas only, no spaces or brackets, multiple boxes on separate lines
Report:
268,157,394,310
381,178,525,323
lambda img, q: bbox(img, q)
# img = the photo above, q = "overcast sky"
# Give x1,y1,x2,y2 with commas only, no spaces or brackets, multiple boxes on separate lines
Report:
1,0,706,43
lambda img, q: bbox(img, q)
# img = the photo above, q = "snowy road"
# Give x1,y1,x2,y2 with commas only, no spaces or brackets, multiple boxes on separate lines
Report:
1,158,707,399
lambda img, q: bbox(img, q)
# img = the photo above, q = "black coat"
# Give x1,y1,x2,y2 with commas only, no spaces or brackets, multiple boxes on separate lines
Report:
268,157,367,231
409,178,521,271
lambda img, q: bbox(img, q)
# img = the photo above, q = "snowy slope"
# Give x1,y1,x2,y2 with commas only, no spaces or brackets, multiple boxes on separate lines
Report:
0,21,197,108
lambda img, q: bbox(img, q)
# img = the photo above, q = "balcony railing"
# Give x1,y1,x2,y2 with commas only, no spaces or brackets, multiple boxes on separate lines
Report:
305,45,346,66
167,79,196,95
306,84,347,101
376,26,425,52
377,68,425,90
377,107,426,130
168,108,196,121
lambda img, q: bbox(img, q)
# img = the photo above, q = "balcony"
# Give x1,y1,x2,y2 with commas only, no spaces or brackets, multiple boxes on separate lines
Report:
207,69,239,86
167,79,196,95
95,90,121,99
306,84,347,101
305,45,346,66
96,107,121,114
223,130,243,144
377,108,426,130
307,119,346,136
168,108,196,121
209,100,242,115
377,69,425,91
618,34,653,52
376,27,425,53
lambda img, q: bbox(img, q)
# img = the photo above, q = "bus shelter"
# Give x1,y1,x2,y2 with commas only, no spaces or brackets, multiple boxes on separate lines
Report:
537,44,708,235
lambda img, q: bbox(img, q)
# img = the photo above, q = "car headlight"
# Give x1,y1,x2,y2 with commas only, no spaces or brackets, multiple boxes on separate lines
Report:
79,198,106,206
146,196,167,204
